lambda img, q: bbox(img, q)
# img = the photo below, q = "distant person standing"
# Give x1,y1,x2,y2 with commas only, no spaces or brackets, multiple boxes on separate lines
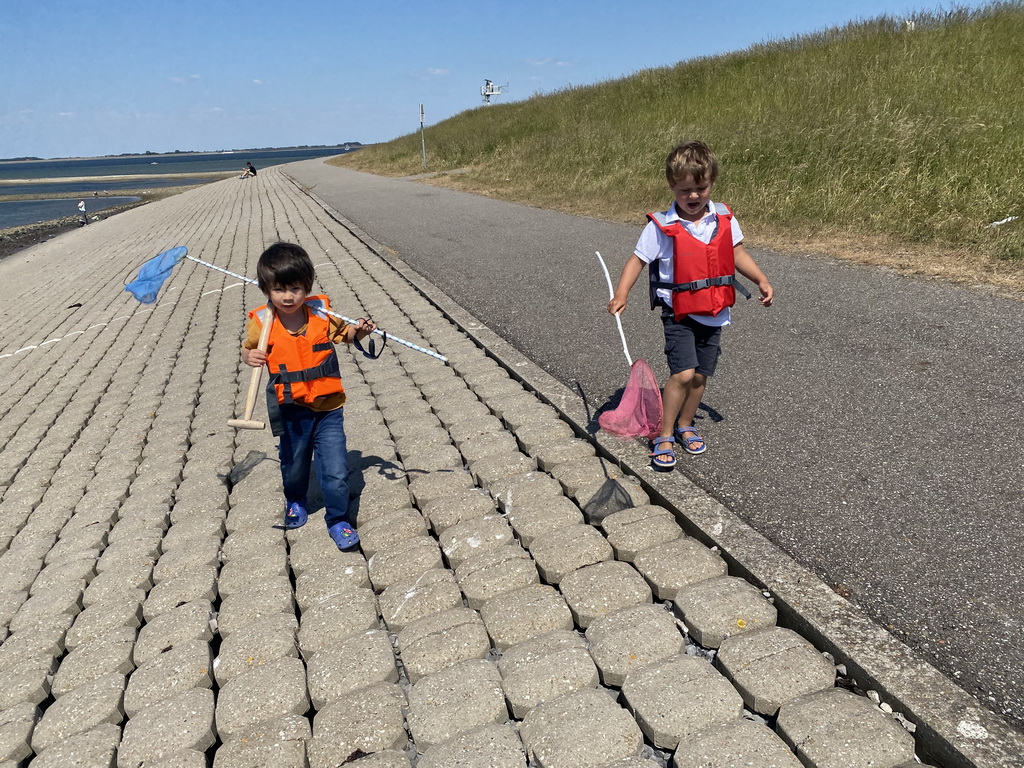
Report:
77,198,88,225
240,162,257,179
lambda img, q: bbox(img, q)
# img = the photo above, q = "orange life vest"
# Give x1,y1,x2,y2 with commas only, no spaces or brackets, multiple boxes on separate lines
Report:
250,295,344,407
647,204,745,320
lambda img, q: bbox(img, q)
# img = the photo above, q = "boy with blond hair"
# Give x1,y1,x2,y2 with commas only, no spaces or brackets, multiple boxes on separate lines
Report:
608,141,773,468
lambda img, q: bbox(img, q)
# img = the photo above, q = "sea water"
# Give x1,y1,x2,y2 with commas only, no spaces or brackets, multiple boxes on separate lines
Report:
0,146,356,229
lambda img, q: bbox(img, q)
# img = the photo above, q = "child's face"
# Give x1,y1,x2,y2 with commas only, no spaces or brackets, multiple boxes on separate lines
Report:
268,283,309,316
670,175,713,222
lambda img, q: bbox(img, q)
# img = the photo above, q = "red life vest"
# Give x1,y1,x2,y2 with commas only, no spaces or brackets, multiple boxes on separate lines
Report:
647,204,740,320
250,295,344,407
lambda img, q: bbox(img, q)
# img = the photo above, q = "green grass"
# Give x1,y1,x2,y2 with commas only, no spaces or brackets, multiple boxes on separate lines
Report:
337,3,1024,263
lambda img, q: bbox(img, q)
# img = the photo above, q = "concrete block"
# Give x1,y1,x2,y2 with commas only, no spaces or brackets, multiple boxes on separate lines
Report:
559,560,652,628
28,722,122,768
621,654,743,749
432,400,492,429
215,551,288,599
367,535,444,592
575,477,650,524
29,554,96,595
489,471,565,512
133,600,214,666
397,606,491,683
717,626,836,716
548,456,628,500
776,688,916,768
82,559,154,605
8,578,85,633
148,536,218,585
671,718,802,768
356,507,428,558
117,688,216,768
0,701,39,765
528,524,613,584
498,630,600,718
674,576,778,649
220,528,285,562
307,629,398,708
513,420,576,454
479,584,573,650
0,616,72,674
160,515,226,551
459,432,520,466
448,416,506,448
418,723,526,768
455,546,538,609
298,588,378,660
633,538,728,600
294,560,372,613
212,714,310,768
124,639,214,717
379,568,464,632
586,603,686,687
439,514,515,569
406,659,507,753
142,566,218,622
31,672,125,754
601,505,684,562
0,656,56,710
309,683,407,766
407,468,476,508
215,656,310,741
398,443,465,474
505,496,584,548
288,540,365,581
470,453,538,491
51,626,137,698
421,488,495,534
95,530,162,573
67,595,145,650
216,577,295,639
486,394,547,425
531,439,596,472
519,688,643,768
212,615,299,686
0,590,27,634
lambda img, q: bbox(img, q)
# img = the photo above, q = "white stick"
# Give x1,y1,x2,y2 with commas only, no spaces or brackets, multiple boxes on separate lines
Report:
595,251,633,367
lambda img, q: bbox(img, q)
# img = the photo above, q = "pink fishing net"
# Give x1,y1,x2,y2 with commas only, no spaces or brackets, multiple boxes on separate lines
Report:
599,359,663,439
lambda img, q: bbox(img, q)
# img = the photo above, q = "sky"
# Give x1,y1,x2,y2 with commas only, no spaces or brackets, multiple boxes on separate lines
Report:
1,0,996,159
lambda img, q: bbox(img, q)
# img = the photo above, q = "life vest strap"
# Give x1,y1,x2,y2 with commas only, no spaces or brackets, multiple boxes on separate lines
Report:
651,274,752,298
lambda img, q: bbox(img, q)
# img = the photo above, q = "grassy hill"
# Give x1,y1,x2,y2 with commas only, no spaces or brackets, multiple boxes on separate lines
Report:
334,2,1024,285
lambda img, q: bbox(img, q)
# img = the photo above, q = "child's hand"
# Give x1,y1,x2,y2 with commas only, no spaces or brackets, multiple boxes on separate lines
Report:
757,281,774,307
352,318,377,341
608,296,627,315
242,348,267,367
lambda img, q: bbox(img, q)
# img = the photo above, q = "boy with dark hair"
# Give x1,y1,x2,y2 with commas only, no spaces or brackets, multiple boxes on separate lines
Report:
608,141,773,468
242,242,375,547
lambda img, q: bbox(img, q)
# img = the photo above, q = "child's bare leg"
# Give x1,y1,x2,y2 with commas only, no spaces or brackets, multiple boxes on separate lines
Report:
661,369,695,437
676,372,707,452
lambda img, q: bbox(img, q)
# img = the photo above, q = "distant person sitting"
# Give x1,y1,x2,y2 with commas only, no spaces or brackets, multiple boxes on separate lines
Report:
240,162,257,179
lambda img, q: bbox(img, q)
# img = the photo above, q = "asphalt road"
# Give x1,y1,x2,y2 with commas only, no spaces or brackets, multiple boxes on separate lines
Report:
286,159,1024,729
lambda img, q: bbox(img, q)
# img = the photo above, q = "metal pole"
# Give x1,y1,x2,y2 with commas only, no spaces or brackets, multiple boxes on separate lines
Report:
420,104,427,171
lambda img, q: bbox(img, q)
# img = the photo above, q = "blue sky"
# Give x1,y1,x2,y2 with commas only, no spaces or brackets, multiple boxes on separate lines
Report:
1,0,994,159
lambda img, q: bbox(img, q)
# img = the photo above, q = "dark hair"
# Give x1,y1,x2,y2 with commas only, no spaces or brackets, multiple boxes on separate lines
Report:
665,140,719,186
256,242,315,294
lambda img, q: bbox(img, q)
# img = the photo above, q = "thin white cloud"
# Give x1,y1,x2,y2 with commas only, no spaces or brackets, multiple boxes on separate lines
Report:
252,79,263,85
58,112,75,118
425,67,450,77
526,57,574,68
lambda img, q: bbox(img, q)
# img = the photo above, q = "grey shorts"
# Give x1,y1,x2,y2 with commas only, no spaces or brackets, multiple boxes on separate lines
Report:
661,311,722,376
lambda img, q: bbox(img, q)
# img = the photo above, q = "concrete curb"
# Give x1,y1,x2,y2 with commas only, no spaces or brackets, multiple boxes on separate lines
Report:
295,178,1024,768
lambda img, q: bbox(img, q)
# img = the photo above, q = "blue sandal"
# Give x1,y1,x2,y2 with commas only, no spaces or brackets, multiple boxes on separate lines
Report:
284,501,308,529
675,426,707,455
328,521,360,550
650,436,677,470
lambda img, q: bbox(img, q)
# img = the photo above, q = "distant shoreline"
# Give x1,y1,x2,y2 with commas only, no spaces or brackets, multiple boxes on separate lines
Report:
0,184,198,261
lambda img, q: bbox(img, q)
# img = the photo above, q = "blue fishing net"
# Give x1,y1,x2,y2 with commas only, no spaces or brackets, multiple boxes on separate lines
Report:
124,245,188,304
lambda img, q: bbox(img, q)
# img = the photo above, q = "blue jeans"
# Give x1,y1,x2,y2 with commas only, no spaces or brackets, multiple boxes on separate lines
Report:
277,405,350,528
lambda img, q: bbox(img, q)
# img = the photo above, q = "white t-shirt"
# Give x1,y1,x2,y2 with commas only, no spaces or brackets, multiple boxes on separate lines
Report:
634,200,743,327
